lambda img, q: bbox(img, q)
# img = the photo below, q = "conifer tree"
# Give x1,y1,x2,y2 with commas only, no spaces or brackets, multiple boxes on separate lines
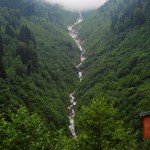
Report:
0,32,3,58
0,32,6,79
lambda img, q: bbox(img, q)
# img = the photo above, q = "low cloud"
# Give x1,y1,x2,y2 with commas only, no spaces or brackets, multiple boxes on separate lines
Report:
44,0,107,11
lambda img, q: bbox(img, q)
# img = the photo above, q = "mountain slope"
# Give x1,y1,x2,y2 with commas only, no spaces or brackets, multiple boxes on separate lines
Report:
0,0,80,130
76,0,150,147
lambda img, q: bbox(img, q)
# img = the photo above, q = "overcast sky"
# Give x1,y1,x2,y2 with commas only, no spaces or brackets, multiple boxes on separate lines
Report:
44,0,107,11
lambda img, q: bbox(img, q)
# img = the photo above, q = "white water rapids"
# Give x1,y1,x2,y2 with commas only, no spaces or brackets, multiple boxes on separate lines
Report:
67,13,85,138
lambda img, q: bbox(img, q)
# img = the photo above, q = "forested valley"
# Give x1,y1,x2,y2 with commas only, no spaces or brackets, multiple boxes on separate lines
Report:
0,0,150,149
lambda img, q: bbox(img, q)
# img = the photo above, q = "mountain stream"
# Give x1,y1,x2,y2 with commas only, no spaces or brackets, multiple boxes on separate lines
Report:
67,13,85,138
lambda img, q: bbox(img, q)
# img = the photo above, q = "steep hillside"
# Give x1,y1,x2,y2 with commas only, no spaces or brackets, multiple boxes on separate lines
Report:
76,0,150,147
0,0,80,130
1,0,150,149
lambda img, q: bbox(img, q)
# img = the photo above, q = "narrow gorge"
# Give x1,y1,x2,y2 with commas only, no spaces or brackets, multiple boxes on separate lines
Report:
67,13,85,138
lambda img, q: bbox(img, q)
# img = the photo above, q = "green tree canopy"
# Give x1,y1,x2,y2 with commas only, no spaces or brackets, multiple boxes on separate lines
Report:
0,107,52,149
0,33,3,58
133,8,145,25
77,98,137,150
18,25,36,46
0,107,78,150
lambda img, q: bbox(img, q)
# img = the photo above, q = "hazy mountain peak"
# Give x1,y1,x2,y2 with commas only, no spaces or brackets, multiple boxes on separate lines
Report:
43,0,107,11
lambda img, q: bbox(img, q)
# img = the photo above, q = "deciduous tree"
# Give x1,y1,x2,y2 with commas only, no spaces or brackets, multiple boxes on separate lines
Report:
77,98,137,150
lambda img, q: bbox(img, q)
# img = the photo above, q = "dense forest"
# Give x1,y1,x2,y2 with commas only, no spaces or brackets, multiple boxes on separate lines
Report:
75,0,150,149
0,0,79,132
0,0,150,149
